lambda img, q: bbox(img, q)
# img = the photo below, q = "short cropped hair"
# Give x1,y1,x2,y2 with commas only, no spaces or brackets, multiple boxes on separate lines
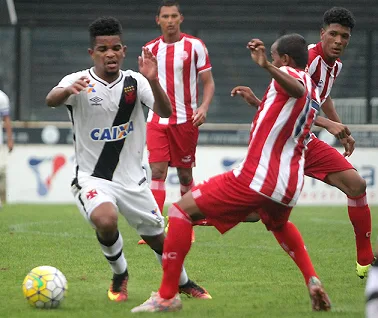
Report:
89,16,123,47
157,0,182,16
323,7,356,30
276,33,308,69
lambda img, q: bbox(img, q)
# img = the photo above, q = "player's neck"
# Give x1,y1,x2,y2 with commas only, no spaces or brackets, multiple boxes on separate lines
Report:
93,68,120,84
162,32,182,44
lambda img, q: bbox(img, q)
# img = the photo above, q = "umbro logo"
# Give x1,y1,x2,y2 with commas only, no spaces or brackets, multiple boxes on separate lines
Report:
89,96,103,106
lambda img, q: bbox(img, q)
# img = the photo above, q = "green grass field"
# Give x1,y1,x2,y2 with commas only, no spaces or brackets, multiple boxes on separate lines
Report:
0,204,376,317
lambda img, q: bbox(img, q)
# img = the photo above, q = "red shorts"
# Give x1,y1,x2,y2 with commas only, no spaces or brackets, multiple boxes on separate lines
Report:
192,171,292,233
146,121,199,168
304,137,355,181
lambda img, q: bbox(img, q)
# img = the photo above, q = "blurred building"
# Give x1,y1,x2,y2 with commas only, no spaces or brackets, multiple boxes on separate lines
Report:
0,0,377,124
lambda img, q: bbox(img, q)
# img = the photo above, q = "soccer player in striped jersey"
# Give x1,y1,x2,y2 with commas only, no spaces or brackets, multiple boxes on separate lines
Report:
138,0,215,245
46,16,210,303
131,34,331,313
233,7,375,279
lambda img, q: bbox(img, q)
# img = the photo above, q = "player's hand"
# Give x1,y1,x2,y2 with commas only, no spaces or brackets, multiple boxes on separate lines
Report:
325,121,351,140
192,106,207,127
247,39,269,68
7,138,13,152
138,47,158,81
341,135,355,157
66,76,90,95
231,86,260,107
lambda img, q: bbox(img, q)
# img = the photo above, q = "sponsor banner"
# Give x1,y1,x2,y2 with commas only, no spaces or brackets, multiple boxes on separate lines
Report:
6,145,378,205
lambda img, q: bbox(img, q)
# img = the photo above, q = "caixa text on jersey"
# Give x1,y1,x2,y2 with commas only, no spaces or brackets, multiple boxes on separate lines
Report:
90,121,134,141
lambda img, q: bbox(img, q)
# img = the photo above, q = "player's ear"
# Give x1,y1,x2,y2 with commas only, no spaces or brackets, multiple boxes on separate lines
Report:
88,48,94,57
282,54,290,66
320,28,325,40
180,14,184,23
123,45,127,58
155,16,160,26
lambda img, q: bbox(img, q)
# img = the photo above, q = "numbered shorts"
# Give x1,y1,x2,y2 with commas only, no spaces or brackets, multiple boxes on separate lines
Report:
146,121,199,168
191,171,293,233
71,176,165,236
304,137,355,181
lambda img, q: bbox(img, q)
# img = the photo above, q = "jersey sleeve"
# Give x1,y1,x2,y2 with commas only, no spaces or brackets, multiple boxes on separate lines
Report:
194,39,212,73
55,71,85,105
273,66,304,94
0,91,10,116
136,73,154,110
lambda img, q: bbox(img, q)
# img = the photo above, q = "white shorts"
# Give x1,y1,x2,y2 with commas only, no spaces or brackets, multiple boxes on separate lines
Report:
71,175,165,236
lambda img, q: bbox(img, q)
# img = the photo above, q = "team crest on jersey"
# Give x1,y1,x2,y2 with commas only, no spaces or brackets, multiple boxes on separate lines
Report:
180,51,189,61
124,86,136,104
90,121,134,142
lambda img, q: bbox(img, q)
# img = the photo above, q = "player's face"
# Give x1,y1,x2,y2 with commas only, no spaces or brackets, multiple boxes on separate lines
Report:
321,23,351,61
156,5,183,36
88,35,126,81
270,42,283,67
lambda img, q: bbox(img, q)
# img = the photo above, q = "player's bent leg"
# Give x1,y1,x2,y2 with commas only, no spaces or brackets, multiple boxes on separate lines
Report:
91,203,129,302
325,169,374,275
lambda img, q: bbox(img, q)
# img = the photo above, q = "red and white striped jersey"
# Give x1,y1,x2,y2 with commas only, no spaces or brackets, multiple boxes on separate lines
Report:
144,33,212,125
306,42,342,105
234,66,320,207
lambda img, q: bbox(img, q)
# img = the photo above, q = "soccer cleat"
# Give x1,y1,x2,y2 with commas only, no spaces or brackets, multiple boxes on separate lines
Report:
356,258,376,279
108,272,128,302
179,279,212,299
307,276,331,311
131,292,182,313
138,239,147,245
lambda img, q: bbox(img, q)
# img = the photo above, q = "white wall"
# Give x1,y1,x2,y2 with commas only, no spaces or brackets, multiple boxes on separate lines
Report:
6,145,378,205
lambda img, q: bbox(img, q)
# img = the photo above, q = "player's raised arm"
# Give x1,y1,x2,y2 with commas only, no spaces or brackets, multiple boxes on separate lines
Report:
46,76,90,107
138,47,172,118
247,39,305,98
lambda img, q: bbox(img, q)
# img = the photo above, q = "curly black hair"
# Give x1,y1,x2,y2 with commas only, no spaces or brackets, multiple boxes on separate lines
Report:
276,33,308,69
157,0,182,16
323,7,355,30
89,16,123,47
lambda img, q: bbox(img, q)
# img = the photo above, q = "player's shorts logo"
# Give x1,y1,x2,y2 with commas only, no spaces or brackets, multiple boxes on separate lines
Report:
86,189,98,200
181,155,192,163
90,121,134,142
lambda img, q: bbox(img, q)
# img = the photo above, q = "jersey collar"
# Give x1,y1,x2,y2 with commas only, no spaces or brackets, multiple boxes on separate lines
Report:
89,67,124,87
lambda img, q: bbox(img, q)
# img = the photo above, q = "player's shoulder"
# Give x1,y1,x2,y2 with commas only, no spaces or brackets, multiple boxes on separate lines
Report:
64,69,90,80
182,33,207,45
121,70,149,85
307,42,322,63
0,90,9,105
144,36,163,47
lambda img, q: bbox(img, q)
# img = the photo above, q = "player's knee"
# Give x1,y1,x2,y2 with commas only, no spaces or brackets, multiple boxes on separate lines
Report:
91,212,118,232
347,177,367,197
177,170,192,186
150,165,168,180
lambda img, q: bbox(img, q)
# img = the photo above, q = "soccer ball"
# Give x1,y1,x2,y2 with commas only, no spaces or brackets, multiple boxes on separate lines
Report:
22,266,68,309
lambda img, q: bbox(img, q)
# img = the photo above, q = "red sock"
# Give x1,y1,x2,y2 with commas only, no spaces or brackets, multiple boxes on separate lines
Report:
348,192,374,265
150,179,166,215
180,179,194,197
272,221,317,284
159,204,193,299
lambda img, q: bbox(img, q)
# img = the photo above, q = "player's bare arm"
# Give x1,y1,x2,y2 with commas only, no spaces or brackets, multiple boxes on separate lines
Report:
139,47,172,118
3,114,13,152
247,39,305,98
321,95,343,123
230,86,261,108
192,70,215,127
46,76,90,107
